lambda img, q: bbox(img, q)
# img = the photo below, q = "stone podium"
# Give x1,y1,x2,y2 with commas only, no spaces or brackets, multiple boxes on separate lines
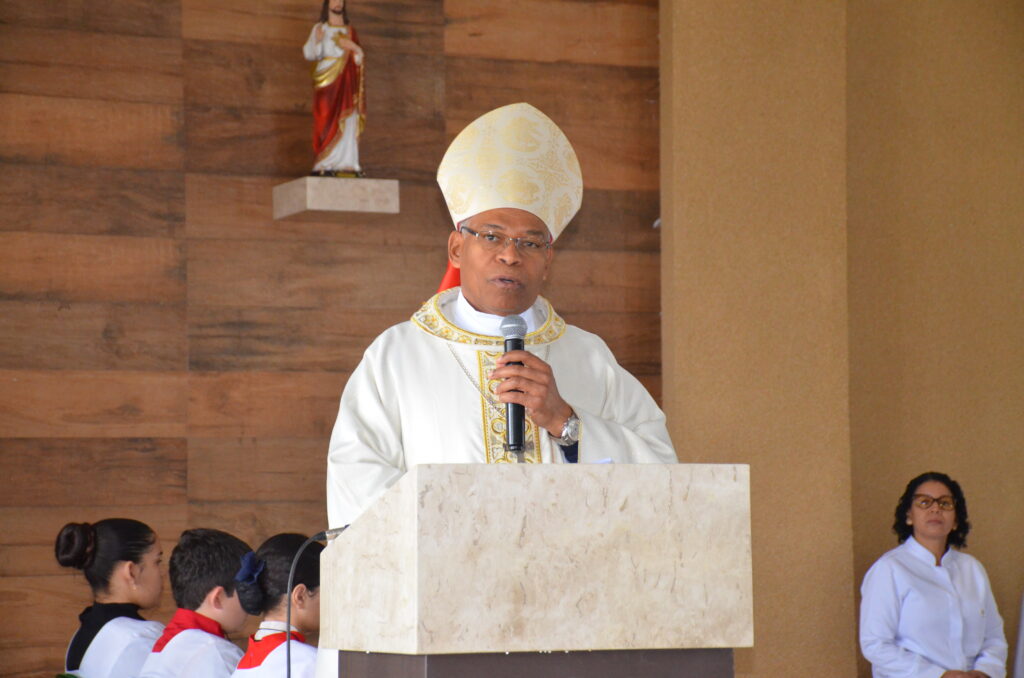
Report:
320,463,753,677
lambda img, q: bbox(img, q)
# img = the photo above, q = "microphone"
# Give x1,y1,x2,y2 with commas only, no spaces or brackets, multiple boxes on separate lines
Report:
500,315,527,459
310,525,349,541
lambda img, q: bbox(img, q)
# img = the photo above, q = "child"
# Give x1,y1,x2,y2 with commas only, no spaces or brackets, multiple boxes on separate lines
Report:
55,518,165,678
138,528,252,678
231,534,324,678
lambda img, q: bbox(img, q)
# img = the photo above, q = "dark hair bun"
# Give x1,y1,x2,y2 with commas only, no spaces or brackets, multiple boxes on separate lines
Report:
236,578,267,617
55,522,97,570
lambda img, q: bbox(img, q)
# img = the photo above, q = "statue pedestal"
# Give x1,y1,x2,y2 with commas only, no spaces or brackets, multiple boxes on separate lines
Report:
272,176,399,219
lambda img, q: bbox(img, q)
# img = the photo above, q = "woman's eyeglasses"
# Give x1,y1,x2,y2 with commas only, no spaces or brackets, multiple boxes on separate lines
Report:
912,494,956,511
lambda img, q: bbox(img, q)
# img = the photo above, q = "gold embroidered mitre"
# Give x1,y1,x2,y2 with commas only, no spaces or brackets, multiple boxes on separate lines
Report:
436,103,583,240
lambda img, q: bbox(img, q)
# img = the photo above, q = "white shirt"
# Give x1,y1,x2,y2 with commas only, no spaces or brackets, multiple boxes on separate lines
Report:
138,628,244,678
860,536,1007,678
68,616,163,678
326,288,677,527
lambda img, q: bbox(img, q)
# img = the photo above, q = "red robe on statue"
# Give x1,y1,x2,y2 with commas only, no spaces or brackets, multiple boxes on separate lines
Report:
309,25,365,168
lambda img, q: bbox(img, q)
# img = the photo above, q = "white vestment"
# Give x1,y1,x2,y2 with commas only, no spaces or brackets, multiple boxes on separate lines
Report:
138,628,244,678
326,288,677,527
67,616,163,678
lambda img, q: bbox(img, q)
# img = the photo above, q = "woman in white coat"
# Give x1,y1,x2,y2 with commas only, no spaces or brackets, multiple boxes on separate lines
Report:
860,472,1007,678
231,534,324,678
56,518,165,678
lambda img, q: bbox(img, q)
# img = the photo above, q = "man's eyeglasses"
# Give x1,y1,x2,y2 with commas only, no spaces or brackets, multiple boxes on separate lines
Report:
912,495,956,511
460,226,551,256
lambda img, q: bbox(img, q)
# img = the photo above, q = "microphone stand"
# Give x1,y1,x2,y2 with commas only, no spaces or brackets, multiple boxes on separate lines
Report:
285,526,348,678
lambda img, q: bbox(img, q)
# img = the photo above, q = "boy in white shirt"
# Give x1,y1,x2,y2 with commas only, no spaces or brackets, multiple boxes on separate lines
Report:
138,528,252,678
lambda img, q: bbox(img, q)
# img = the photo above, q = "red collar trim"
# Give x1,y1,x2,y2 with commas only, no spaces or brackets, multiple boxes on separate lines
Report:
152,608,226,652
237,631,307,668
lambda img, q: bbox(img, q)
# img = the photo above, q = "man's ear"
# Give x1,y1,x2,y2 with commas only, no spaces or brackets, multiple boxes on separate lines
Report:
447,229,463,269
205,585,227,610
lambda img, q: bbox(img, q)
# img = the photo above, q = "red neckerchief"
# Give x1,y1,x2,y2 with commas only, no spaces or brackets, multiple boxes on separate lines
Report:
151,608,226,652
237,630,307,668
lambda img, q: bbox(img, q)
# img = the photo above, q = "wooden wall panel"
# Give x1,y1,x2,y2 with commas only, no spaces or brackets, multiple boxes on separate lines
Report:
446,57,657,133
185,107,309,176
0,94,184,170
0,300,185,371
0,505,189,547
188,372,344,438
0,0,182,38
556,189,660,253
188,438,325,502
185,174,450,244
445,0,658,68
0,438,186,507
188,239,442,310
182,0,443,54
559,311,661,377
0,504,188,577
545,250,660,313
0,576,182,678
186,107,444,181
189,501,327,550
0,165,184,237
181,0,327,46
0,233,184,303
189,307,402,372
0,370,188,438
185,41,443,119
184,40,309,113
1,575,99,654
0,26,183,104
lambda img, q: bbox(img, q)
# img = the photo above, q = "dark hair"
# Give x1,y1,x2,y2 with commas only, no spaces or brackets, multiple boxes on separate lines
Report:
236,534,324,616
55,519,156,595
318,0,349,25
892,471,971,548
169,528,251,610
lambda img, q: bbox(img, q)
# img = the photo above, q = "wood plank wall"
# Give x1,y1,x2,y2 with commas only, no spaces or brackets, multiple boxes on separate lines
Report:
0,1,658,674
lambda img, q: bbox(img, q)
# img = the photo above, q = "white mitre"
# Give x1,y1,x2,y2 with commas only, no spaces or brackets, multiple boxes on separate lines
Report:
436,103,583,240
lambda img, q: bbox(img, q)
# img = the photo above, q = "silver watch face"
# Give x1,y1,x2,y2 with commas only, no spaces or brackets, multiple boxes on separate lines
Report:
561,413,580,444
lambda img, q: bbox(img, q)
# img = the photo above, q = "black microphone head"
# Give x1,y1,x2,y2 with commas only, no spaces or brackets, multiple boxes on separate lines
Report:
500,315,528,340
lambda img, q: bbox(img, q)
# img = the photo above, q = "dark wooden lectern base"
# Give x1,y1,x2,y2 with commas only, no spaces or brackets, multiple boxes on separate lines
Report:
339,648,733,678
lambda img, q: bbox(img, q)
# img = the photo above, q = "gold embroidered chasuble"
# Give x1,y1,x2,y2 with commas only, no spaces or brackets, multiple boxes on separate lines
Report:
326,288,676,527
411,291,567,466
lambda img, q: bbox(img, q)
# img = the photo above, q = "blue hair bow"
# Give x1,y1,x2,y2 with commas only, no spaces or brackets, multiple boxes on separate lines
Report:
234,551,265,584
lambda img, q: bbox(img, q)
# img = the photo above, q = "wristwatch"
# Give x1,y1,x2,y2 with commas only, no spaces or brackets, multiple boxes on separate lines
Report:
553,411,580,447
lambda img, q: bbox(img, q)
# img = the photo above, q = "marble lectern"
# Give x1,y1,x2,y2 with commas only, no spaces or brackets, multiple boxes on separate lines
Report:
320,463,753,677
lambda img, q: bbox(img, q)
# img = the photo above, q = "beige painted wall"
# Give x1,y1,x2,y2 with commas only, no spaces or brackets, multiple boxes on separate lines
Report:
848,2,1024,676
663,0,1023,675
660,2,857,676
